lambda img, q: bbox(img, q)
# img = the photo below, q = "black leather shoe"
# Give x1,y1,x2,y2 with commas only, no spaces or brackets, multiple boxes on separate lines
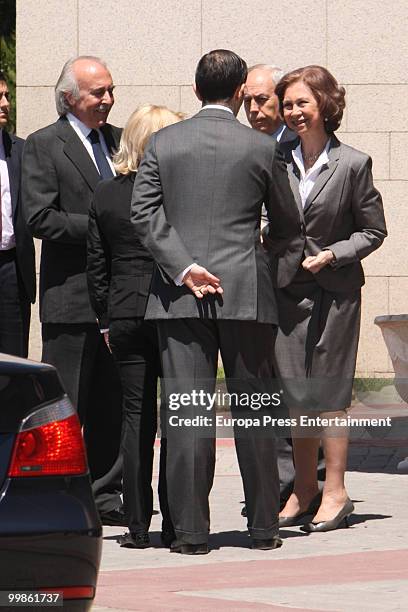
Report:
279,492,322,528
302,499,354,533
99,508,127,527
161,529,176,547
251,536,282,550
170,541,209,555
117,531,150,548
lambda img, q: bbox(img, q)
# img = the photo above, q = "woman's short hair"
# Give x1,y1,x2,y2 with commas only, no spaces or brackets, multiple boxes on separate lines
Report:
113,104,184,174
275,65,346,133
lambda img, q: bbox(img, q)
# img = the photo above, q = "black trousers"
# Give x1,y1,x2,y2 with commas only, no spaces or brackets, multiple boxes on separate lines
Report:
0,250,30,358
109,318,171,535
42,322,123,512
157,319,280,545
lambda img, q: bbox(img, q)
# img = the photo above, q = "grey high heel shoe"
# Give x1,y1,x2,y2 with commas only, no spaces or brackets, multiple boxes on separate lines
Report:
302,498,354,533
279,491,322,528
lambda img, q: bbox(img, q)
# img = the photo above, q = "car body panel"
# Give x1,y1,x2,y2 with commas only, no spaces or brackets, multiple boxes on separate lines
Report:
0,353,102,611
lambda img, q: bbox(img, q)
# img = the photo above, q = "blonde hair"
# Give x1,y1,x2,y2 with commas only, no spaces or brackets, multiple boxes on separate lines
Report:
113,104,184,174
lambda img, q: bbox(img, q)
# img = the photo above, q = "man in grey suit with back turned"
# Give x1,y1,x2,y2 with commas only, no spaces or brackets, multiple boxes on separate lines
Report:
22,56,124,524
131,49,302,554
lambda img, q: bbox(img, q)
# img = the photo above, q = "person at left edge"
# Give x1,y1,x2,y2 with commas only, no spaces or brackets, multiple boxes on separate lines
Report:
21,56,125,525
0,70,35,357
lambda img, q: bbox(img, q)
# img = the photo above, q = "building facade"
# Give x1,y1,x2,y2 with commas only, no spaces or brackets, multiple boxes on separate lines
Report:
16,0,408,375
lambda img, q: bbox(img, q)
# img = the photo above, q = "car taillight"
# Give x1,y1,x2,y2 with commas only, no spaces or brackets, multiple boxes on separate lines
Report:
8,396,87,477
39,586,95,600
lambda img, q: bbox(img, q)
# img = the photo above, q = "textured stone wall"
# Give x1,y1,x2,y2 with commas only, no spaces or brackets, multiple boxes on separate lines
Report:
17,0,408,374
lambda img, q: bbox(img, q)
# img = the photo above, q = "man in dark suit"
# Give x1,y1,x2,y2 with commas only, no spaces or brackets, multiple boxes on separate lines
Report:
244,64,297,144
0,70,35,357
22,56,124,524
131,50,302,554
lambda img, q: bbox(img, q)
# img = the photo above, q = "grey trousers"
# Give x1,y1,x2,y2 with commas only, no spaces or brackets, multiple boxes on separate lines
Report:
157,319,280,545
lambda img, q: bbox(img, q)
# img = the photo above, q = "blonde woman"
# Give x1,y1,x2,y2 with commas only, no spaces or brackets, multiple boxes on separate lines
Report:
87,105,183,548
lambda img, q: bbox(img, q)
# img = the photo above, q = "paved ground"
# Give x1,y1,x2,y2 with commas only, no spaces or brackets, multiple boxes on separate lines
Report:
93,430,408,612
93,389,408,611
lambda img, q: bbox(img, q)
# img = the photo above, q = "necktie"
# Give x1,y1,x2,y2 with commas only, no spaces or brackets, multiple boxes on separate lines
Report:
88,129,114,180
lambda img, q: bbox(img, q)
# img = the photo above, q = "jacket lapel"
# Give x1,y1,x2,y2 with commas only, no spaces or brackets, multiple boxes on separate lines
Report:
303,136,341,213
3,131,19,219
279,126,297,144
56,117,100,191
283,143,304,221
101,124,119,154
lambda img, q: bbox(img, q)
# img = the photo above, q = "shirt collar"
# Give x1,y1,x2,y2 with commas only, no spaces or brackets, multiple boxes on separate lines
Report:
272,124,286,142
66,112,97,139
292,138,330,178
199,104,234,115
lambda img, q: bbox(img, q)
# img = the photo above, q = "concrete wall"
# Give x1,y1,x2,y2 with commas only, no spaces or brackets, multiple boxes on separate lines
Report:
16,0,408,374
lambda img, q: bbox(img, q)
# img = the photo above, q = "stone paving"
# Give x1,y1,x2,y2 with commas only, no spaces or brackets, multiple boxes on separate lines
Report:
93,439,408,612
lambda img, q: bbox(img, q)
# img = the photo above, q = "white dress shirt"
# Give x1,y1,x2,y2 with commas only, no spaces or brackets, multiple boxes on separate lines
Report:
0,129,15,250
66,113,115,175
292,140,330,209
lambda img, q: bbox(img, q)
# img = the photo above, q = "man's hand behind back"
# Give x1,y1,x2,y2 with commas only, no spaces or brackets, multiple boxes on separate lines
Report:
183,264,224,299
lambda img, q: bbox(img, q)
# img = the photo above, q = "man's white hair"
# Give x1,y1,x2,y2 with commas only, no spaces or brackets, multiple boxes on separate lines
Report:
54,55,108,116
247,64,284,86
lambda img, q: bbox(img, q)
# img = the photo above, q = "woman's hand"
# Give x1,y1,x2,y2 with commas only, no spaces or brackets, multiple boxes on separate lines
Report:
302,250,335,274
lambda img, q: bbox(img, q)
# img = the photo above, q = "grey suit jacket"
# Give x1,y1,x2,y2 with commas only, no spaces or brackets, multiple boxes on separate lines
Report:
131,108,302,323
22,116,121,323
280,135,387,292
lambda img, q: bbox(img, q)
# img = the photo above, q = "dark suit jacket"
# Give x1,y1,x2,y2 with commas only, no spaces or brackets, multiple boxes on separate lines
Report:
21,116,121,323
278,126,297,145
131,108,302,323
280,135,387,292
87,173,154,328
260,126,298,227
2,130,36,303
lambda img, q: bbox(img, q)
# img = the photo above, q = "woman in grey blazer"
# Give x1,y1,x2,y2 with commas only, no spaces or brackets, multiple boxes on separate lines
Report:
273,66,387,532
